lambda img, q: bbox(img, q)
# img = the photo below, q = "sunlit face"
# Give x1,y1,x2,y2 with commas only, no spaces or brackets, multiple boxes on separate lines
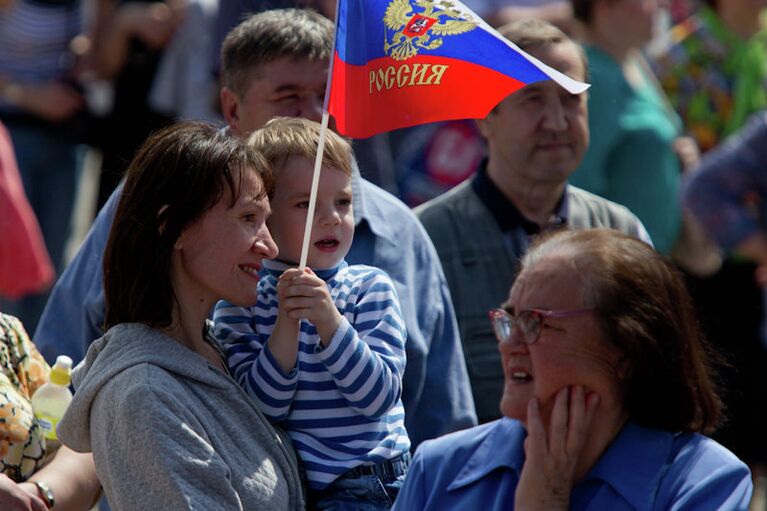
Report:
172,169,278,307
499,257,624,427
267,156,354,269
479,41,588,191
223,56,328,137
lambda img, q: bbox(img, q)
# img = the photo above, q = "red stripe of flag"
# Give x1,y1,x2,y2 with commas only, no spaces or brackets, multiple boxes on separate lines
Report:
329,52,526,138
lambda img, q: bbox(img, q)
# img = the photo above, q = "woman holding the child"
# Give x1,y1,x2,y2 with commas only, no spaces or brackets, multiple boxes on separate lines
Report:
56,122,304,510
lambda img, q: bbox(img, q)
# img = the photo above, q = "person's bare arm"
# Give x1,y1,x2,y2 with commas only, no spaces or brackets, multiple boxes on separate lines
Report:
19,447,100,511
0,75,84,122
88,0,186,79
0,474,47,511
674,136,701,174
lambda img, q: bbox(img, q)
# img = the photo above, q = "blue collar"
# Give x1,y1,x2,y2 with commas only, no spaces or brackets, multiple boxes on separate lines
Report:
447,418,525,490
261,259,346,281
584,422,676,509
448,419,676,509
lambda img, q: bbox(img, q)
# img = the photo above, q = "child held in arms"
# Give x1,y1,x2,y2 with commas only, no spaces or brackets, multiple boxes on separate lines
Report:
213,117,410,509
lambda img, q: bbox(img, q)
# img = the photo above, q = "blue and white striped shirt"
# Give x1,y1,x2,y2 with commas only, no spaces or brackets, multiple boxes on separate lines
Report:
0,0,83,112
213,260,410,490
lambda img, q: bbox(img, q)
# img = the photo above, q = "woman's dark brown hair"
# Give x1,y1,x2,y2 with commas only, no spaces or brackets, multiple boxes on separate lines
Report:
103,122,271,330
522,228,723,434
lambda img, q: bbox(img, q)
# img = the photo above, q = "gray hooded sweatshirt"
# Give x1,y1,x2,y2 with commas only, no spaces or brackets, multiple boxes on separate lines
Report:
58,323,305,511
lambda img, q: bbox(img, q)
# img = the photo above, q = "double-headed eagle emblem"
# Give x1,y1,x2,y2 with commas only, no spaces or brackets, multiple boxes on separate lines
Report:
384,0,478,61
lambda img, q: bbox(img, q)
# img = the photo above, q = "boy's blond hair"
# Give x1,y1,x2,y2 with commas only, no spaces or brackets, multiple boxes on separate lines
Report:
247,118,354,184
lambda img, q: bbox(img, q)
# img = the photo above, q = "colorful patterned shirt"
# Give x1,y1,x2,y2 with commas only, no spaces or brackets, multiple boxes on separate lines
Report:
652,6,767,152
0,313,50,481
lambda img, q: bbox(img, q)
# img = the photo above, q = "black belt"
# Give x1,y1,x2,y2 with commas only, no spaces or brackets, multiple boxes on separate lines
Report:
344,452,411,479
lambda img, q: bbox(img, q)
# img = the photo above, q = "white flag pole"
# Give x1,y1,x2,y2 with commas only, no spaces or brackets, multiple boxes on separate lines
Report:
297,0,341,270
298,111,331,269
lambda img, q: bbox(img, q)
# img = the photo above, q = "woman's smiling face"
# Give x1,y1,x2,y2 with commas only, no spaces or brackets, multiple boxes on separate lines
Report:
498,257,625,427
173,168,278,308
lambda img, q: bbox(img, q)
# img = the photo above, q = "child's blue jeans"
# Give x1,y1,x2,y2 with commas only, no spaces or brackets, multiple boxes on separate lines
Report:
309,452,411,510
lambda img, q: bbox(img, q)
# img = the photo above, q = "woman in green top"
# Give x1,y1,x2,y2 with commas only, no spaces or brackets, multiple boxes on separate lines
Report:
568,0,690,254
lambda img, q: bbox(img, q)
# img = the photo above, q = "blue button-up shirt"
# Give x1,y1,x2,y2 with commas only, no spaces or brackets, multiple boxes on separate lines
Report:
34,167,477,450
393,418,752,510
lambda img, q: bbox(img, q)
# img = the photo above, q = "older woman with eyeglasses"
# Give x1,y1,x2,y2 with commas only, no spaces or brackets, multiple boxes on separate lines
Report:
392,228,752,510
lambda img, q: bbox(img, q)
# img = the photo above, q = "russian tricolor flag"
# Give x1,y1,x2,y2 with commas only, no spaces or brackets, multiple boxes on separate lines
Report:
327,0,589,138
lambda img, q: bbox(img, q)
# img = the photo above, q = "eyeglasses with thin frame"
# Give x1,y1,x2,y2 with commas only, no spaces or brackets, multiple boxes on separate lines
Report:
488,307,594,345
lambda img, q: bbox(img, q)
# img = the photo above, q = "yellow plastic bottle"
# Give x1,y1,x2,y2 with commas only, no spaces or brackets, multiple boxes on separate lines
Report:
31,355,73,449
